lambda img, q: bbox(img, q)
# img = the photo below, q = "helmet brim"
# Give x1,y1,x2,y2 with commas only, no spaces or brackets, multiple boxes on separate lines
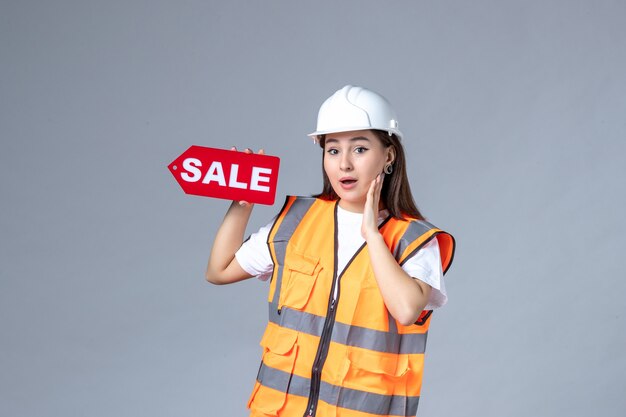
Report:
307,127,403,141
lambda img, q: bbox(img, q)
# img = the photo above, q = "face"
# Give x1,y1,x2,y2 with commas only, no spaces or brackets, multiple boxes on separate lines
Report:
323,130,394,213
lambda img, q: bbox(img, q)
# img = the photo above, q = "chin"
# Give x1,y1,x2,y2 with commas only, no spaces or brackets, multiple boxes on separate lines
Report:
339,196,366,208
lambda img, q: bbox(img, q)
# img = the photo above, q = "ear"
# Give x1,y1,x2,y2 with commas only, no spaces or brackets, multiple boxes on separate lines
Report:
386,146,396,165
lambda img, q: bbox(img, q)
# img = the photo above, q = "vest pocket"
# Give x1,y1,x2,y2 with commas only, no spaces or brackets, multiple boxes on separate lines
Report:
280,251,320,310
343,348,410,395
248,327,299,416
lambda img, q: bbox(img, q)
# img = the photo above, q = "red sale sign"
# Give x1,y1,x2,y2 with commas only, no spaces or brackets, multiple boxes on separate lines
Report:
168,146,280,205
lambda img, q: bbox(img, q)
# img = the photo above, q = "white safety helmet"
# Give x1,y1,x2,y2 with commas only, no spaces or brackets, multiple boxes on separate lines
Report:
308,85,403,142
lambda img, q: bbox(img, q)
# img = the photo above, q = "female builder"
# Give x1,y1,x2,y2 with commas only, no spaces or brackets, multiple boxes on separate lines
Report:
206,85,455,417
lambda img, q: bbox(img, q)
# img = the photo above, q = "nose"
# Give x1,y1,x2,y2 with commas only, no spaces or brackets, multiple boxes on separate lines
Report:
340,153,353,171
339,152,353,171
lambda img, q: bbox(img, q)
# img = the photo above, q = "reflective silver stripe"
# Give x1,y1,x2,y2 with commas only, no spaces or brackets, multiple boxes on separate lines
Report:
257,361,311,398
393,220,436,264
257,363,420,416
387,308,398,334
269,305,427,355
269,197,317,310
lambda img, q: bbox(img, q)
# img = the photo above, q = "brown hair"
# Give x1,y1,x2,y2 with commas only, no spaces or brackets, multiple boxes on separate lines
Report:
314,130,424,220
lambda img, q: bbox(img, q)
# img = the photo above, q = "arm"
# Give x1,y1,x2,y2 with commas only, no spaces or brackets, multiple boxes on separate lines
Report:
205,200,255,285
361,174,432,326
205,147,260,285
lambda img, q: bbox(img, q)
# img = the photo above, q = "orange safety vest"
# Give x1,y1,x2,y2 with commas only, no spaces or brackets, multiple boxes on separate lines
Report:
247,196,455,417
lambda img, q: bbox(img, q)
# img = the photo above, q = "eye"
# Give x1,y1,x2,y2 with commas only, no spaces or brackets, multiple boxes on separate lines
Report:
326,148,338,155
354,146,368,154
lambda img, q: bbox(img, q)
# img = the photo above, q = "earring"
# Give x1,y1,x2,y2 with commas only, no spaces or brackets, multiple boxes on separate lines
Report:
384,164,393,174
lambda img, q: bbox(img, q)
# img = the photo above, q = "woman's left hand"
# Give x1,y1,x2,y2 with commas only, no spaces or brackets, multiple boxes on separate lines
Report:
361,173,384,240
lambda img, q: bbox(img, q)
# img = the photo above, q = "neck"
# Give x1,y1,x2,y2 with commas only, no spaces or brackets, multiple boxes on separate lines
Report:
337,199,385,213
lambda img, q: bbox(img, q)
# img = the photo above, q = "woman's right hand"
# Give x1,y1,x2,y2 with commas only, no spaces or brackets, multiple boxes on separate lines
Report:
230,146,265,207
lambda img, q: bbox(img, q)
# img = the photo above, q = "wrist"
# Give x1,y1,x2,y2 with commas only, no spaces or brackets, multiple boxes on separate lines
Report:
228,200,254,215
364,229,383,244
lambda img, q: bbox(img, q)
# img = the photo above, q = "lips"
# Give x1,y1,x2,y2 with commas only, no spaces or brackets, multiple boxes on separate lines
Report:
339,177,357,184
339,177,358,190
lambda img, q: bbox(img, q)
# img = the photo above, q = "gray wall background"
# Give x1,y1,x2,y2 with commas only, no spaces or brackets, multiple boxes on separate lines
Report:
2,1,625,416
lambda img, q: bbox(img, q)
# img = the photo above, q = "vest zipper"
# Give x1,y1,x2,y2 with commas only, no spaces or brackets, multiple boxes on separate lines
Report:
302,207,392,417
304,271,340,417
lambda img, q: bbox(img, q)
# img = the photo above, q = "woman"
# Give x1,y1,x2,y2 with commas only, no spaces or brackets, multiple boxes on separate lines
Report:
206,85,455,417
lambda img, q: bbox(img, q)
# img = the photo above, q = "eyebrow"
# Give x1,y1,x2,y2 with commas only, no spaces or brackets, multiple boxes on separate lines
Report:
324,136,371,144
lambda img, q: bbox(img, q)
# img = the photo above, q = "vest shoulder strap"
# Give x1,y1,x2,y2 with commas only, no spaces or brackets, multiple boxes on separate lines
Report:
392,218,455,275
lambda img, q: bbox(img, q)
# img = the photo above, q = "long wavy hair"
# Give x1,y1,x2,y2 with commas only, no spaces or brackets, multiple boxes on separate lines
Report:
314,130,424,220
